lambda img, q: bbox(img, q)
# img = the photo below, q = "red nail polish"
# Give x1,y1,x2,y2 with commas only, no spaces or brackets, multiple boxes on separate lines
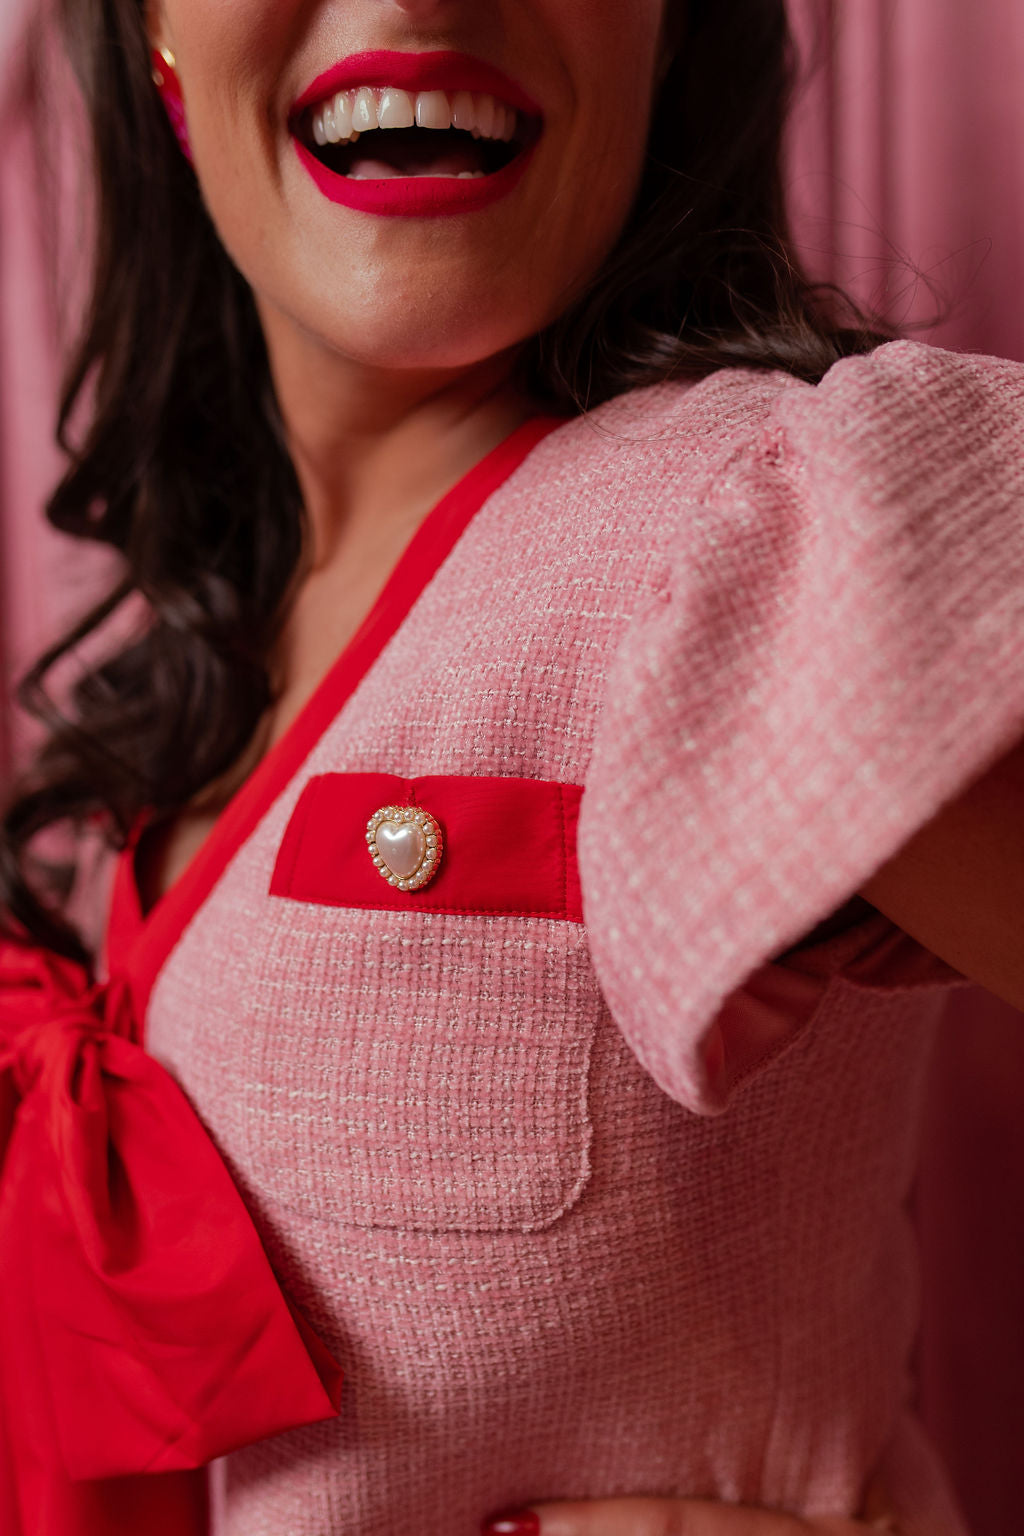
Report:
481,1511,540,1536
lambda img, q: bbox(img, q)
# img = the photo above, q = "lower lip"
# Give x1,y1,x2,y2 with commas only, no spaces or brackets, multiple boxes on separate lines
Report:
293,139,536,216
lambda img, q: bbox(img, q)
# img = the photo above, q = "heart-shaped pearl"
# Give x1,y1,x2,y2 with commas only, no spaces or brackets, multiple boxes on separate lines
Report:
375,821,425,880
365,805,443,892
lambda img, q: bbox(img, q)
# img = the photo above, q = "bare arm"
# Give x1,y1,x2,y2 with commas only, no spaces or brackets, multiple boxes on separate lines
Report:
858,731,1024,1012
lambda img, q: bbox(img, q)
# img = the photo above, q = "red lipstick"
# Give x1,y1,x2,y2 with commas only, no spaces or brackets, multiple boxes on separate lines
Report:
293,141,537,217
289,50,542,219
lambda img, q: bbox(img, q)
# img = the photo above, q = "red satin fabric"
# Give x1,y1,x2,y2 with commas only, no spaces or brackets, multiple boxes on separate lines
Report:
0,938,343,1535
271,772,584,920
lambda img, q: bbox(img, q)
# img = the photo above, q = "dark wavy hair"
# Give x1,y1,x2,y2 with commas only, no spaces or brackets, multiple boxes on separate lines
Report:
1,0,894,961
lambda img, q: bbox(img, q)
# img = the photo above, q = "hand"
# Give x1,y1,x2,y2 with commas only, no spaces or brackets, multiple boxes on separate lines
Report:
481,1497,898,1536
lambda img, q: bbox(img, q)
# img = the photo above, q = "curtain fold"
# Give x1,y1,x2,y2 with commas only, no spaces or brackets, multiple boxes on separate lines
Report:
0,20,62,772
786,11,1024,1535
788,0,1024,362
0,5,102,776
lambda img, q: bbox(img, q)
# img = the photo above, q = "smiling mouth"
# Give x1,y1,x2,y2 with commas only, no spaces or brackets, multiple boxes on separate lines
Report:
293,87,541,181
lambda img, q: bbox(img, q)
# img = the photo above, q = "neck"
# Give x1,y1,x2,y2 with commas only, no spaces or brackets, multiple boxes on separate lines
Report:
258,305,538,570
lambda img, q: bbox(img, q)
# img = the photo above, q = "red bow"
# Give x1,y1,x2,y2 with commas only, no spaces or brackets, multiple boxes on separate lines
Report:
0,939,342,1533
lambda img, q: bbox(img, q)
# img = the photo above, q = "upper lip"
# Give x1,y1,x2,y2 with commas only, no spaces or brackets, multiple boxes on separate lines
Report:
290,49,543,121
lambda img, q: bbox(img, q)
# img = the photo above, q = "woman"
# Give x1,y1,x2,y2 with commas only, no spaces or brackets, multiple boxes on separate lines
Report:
1,0,1023,1533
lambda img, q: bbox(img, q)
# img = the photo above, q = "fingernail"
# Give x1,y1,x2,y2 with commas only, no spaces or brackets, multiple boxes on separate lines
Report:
481,1511,541,1536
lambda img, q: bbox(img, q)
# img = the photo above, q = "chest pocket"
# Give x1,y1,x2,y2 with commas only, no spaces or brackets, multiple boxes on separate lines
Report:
240,772,597,1234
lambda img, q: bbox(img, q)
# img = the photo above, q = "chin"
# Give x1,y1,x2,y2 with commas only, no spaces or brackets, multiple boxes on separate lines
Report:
308,291,535,374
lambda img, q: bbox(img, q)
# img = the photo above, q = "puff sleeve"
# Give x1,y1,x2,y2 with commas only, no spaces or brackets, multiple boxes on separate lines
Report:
578,340,1024,1114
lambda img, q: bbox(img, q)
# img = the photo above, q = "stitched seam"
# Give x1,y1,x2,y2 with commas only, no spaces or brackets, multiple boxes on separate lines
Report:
267,892,585,923
556,784,569,921
277,783,314,893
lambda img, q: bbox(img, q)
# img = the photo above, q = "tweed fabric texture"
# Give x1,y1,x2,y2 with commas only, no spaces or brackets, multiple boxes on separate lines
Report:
137,342,1024,1536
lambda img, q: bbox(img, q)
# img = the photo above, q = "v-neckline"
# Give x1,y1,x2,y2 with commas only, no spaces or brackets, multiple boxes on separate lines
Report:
108,413,566,1027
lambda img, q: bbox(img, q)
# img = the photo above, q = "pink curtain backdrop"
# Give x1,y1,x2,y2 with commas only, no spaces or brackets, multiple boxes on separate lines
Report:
1,4,1022,1532
0,4,103,766
785,10,1024,1535
787,0,1024,361
0,17,64,766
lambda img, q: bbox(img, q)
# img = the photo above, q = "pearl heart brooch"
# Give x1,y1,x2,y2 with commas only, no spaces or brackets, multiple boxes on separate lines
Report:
366,805,443,892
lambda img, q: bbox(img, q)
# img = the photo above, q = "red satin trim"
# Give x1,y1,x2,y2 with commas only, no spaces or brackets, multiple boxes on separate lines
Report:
0,939,342,1533
121,415,567,1024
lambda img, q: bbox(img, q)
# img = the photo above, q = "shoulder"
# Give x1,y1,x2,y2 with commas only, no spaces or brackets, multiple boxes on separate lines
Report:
531,364,799,511
501,338,1024,671
547,339,1024,501
513,364,798,585
791,335,1024,415
760,339,1024,498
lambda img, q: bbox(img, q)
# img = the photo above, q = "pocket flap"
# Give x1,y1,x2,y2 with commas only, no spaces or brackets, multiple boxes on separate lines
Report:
271,772,583,920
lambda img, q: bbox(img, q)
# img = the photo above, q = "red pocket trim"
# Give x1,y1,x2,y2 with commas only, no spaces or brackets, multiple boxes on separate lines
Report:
270,774,584,922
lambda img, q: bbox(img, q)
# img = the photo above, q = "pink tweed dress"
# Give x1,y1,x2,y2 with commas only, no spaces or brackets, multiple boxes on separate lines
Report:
104,340,1024,1536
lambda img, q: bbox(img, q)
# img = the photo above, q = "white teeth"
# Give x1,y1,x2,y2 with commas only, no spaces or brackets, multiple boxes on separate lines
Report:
415,90,451,131
449,90,475,133
331,90,353,140
378,87,415,129
347,169,486,180
307,86,520,146
352,87,377,133
474,94,496,140
312,91,357,144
